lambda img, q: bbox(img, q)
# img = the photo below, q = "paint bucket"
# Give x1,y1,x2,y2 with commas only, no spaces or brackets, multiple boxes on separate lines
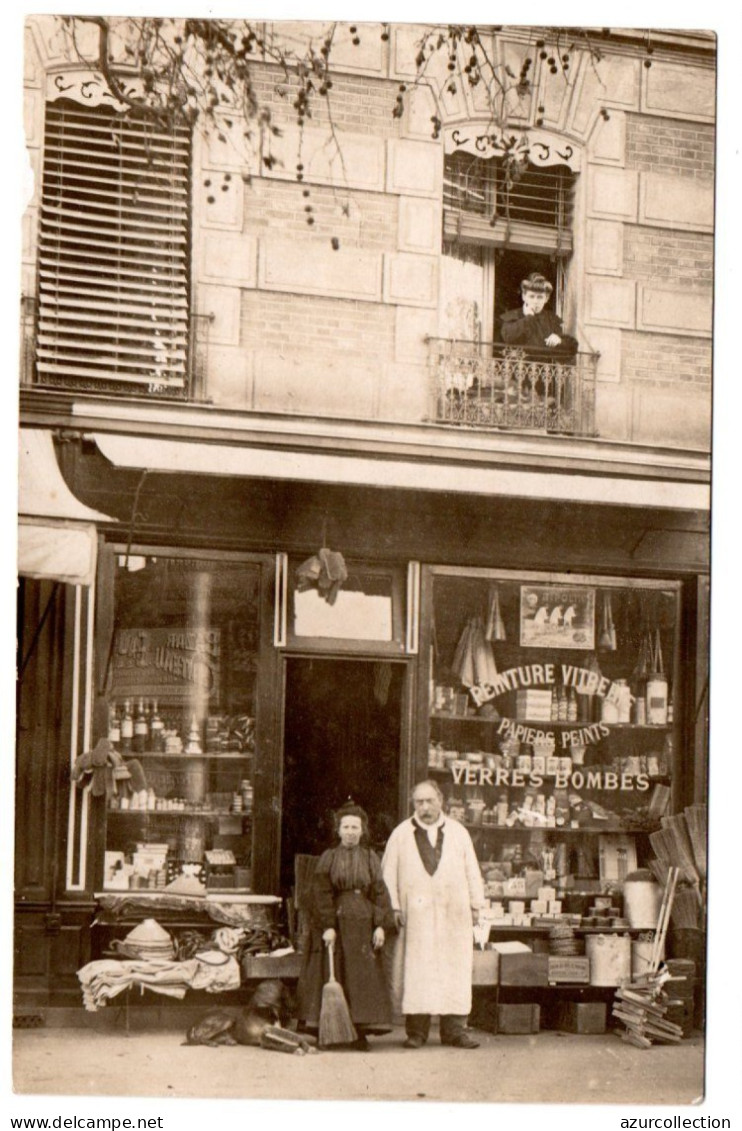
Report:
623,870,663,929
632,938,663,976
586,933,631,986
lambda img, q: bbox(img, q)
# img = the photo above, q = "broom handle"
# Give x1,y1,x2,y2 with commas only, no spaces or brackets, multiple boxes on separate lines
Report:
326,938,337,983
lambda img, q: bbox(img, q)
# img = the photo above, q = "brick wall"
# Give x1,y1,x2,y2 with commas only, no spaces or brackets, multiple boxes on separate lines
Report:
623,226,714,285
251,67,401,137
622,331,711,386
243,178,398,251
241,290,395,356
625,115,715,181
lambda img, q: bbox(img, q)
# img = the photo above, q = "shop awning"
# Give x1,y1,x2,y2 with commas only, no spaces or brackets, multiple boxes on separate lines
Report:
92,433,710,512
18,429,114,586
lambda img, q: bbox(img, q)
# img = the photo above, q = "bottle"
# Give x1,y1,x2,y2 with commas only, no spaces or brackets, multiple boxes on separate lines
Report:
550,686,559,722
107,701,121,750
120,699,133,753
133,697,148,753
150,699,165,752
557,684,568,722
567,686,578,723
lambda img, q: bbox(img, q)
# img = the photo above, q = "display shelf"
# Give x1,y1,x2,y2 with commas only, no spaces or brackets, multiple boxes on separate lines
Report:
430,713,670,730
482,924,641,936
122,751,251,761
460,822,658,835
107,808,251,818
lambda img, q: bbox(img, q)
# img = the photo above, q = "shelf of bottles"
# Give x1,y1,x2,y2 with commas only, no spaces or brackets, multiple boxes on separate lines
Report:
101,553,260,894
423,568,680,904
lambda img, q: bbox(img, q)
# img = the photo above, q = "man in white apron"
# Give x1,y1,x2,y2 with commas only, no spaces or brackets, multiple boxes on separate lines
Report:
382,780,485,1048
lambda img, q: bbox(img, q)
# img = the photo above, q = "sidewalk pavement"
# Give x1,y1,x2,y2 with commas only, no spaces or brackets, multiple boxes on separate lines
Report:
12,1022,704,1105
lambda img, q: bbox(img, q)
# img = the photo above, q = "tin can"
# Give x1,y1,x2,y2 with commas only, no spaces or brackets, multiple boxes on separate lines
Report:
646,674,668,725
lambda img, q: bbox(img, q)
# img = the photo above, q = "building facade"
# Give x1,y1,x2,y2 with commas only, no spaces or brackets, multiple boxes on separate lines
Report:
17,19,712,1012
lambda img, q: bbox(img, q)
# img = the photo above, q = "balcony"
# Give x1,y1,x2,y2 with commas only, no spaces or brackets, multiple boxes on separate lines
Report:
429,340,598,437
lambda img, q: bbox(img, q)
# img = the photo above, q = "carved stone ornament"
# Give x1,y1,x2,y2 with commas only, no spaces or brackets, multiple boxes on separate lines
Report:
444,125,581,172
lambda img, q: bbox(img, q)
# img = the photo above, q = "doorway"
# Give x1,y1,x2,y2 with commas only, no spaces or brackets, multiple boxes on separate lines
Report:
280,657,405,892
494,249,560,335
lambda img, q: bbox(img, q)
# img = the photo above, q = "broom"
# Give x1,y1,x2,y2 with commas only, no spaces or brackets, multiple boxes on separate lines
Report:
318,940,357,1047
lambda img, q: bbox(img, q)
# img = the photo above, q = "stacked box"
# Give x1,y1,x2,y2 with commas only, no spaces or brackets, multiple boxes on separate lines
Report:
547,956,591,984
497,1003,541,1033
664,959,696,1037
469,989,498,1033
515,690,552,720
555,1001,607,1034
472,950,499,985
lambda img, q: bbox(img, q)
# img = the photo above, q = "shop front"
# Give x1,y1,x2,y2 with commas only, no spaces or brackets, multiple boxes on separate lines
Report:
14,425,709,1024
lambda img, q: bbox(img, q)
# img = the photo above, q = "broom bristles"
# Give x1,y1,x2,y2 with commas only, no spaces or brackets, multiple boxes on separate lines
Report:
318,942,357,1047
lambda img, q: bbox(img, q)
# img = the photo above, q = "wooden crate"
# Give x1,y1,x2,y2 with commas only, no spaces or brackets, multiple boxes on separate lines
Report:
497,1003,541,1034
499,953,549,986
555,1001,607,1034
242,953,302,980
472,950,499,985
548,956,590,984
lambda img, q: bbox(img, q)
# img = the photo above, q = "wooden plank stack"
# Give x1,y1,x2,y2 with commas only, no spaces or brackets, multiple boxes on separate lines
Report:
611,866,684,1048
613,977,684,1048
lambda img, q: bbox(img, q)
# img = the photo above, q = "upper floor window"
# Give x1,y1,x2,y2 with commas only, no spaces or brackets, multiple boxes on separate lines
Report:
439,128,579,343
36,95,192,395
443,150,575,250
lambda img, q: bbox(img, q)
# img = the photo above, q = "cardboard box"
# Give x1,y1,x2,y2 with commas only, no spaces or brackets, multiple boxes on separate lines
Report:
515,690,552,707
548,956,591,984
497,1003,541,1033
555,1001,607,1034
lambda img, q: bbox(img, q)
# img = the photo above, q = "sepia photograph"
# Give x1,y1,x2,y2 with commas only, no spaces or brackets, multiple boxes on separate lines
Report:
6,2,739,1125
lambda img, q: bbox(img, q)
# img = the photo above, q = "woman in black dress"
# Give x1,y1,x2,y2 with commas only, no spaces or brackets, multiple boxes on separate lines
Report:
297,803,395,1049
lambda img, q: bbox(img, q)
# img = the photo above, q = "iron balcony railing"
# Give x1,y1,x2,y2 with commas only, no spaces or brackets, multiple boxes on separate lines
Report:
428,338,598,437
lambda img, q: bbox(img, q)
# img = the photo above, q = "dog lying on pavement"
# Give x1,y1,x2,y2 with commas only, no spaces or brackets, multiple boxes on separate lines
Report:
184,980,318,1054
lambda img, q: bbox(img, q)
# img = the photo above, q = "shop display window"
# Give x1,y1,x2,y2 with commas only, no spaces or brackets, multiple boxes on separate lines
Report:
99,552,262,894
423,567,680,909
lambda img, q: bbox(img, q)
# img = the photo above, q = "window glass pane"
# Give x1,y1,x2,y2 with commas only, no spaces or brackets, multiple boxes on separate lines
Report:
292,567,394,641
102,554,259,893
427,573,678,872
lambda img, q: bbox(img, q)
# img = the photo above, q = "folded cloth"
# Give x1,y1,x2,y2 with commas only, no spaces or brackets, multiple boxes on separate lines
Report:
296,548,348,605
76,954,240,1011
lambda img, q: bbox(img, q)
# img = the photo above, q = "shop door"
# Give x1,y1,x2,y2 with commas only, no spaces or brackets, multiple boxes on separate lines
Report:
280,657,404,892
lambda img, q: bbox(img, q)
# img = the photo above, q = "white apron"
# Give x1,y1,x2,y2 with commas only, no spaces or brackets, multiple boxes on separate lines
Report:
382,818,484,1016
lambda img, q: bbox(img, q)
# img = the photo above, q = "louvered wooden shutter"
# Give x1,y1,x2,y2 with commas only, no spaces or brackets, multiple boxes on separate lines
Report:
37,99,191,392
